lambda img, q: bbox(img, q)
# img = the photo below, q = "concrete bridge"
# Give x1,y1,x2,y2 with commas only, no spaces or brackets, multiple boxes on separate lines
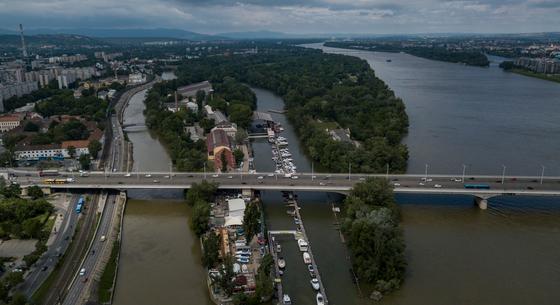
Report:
6,169,560,209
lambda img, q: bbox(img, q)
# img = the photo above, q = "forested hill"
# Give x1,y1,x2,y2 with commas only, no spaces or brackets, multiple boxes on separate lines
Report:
173,45,409,173
324,41,490,67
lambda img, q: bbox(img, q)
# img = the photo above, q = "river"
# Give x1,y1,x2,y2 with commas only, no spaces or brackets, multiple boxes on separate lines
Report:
113,72,212,305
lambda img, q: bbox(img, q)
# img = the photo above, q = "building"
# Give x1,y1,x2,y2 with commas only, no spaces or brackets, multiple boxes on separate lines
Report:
206,129,235,171
177,81,213,99
128,73,146,84
327,128,360,147
224,198,246,227
211,121,238,138
0,113,25,133
0,81,39,111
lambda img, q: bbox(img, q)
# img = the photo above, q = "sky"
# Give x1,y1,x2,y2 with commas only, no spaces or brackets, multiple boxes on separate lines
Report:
0,0,558,34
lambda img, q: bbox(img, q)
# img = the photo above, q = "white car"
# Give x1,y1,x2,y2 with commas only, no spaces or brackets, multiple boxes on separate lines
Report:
145,174,152,178
124,173,131,177
79,268,86,276
227,176,233,179
434,184,443,188
291,176,299,180
418,182,425,186
267,173,275,177
393,183,401,187
100,235,106,242
212,174,219,178
257,176,264,180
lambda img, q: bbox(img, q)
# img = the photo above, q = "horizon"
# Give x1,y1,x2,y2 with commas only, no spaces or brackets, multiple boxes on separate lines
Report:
0,0,559,35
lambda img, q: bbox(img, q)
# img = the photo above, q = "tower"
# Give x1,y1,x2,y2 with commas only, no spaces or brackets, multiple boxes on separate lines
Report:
19,24,28,59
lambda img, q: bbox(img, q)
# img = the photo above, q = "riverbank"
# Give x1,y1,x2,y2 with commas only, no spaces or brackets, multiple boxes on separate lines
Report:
506,68,560,84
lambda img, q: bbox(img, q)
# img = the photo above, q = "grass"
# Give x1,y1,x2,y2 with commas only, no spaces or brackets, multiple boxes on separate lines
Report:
510,69,560,84
98,240,120,303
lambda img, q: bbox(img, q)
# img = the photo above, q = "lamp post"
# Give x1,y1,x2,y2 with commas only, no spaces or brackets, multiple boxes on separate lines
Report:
501,165,506,185
462,164,466,182
311,162,314,181
540,165,545,185
204,163,207,179
348,162,351,180
424,164,429,181
386,163,389,180
169,162,172,180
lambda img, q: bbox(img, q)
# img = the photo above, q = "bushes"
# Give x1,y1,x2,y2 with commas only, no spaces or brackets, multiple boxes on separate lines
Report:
342,178,406,294
185,181,218,237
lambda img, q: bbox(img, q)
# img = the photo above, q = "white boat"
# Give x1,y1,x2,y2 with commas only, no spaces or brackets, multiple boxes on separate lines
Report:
298,239,308,252
278,257,286,269
283,294,292,304
303,252,311,264
311,278,320,291
276,244,282,253
316,292,325,305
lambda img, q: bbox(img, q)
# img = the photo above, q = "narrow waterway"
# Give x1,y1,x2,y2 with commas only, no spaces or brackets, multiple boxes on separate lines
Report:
113,72,212,305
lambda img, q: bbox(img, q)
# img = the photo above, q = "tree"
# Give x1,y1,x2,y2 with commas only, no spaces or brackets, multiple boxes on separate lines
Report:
216,255,235,297
79,154,91,170
233,149,244,166
190,200,210,237
67,146,76,159
27,185,44,199
228,104,252,129
9,292,27,305
88,139,102,158
185,181,218,206
202,231,221,268
255,254,274,300
4,271,23,289
243,201,260,244
234,128,248,145
23,121,39,132
220,152,228,172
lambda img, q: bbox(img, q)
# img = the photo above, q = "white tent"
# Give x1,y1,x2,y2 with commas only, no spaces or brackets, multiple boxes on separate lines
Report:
224,215,243,227
228,198,246,218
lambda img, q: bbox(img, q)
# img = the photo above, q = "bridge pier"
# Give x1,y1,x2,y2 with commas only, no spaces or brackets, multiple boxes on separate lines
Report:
474,195,496,210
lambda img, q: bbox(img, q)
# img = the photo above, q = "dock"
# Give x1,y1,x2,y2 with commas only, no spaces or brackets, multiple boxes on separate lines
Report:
268,109,286,114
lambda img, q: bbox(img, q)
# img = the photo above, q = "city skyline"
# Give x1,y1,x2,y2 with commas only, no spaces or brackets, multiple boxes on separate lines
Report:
0,0,559,35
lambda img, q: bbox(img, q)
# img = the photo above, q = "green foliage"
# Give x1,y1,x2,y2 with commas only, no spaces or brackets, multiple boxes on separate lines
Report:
233,148,244,165
173,46,409,173
98,241,120,303
29,119,90,145
220,152,228,172
202,232,221,268
35,91,108,122
255,253,274,301
190,200,210,237
216,255,236,297
0,179,21,199
78,154,91,170
243,201,260,244
88,139,102,158
342,178,406,294
0,196,53,239
67,146,76,159
27,186,44,200
8,292,27,305
1,87,65,113
23,121,40,132
228,104,253,129
185,181,218,206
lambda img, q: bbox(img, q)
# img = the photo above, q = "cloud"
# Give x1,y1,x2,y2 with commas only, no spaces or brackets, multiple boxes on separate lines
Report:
0,0,558,34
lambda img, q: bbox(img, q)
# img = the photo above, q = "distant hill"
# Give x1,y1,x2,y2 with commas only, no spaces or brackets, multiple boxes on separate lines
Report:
217,30,298,39
0,34,106,46
0,28,222,41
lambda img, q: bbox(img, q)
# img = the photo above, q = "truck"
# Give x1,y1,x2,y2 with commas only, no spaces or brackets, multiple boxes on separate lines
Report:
76,196,85,214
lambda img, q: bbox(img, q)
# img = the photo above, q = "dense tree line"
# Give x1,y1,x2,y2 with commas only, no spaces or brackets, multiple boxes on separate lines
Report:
29,119,90,145
185,181,218,236
1,87,65,113
342,178,406,295
174,45,409,173
325,41,490,67
35,91,108,122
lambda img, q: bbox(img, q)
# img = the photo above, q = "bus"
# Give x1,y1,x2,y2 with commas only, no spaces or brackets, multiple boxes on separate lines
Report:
464,184,490,189
76,196,85,214
43,178,74,184
39,170,59,177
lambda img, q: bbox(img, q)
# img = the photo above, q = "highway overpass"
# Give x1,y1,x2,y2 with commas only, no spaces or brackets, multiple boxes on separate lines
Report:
6,170,560,209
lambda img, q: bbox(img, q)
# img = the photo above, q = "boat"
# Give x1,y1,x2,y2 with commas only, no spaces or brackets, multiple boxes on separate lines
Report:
298,239,308,251
303,252,312,264
237,257,249,264
308,264,315,277
276,244,282,253
278,257,286,269
310,278,320,291
283,294,292,304
316,292,325,305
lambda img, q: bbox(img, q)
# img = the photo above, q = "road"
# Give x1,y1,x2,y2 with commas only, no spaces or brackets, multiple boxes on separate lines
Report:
41,194,99,305
8,170,560,197
20,194,80,297
62,193,117,305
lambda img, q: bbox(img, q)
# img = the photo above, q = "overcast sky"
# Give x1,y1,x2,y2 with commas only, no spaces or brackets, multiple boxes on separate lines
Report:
0,0,558,34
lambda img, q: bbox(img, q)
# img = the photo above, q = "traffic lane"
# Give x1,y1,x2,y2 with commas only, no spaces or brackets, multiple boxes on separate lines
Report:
18,175,559,191
63,194,116,305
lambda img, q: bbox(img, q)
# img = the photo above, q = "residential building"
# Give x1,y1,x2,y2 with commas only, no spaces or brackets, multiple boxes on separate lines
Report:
211,121,238,138
0,113,25,132
0,81,39,111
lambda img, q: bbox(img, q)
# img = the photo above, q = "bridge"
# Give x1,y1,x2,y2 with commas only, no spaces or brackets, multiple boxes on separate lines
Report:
6,170,560,209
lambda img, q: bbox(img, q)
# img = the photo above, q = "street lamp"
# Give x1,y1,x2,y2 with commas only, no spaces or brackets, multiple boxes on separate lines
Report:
462,164,467,182
348,162,351,180
386,163,389,180
501,165,506,184
540,165,545,185
424,164,429,180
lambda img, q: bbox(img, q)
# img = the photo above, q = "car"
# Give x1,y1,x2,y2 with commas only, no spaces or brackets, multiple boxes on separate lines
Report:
312,175,317,179
79,268,86,276
145,174,152,178
100,235,106,242
359,177,366,181
124,173,131,177
153,180,160,183
41,265,48,271
258,181,264,184
393,183,401,186
164,175,170,179
418,182,425,186
527,186,534,190
257,176,264,180
319,182,326,186
267,173,275,177
434,184,442,188
81,277,88,283
291,176,299,180
212,174,219,178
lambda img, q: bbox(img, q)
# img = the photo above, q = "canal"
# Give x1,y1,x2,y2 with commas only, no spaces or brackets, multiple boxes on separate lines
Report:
113,73,212,305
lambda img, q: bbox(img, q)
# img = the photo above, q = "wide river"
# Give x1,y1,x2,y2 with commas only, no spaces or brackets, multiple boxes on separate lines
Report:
113,48,560,305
